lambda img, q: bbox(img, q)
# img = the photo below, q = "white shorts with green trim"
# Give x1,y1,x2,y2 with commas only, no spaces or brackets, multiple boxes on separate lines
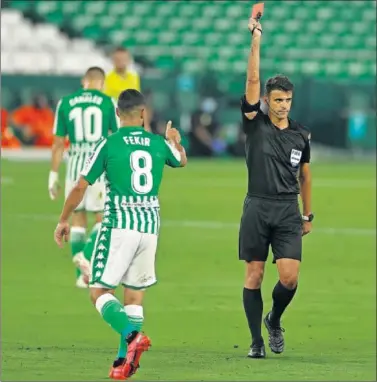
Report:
89,226,158,290
65,178,105,212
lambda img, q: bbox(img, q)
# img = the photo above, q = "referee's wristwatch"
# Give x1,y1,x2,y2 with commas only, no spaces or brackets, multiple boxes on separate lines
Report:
302,213,314,222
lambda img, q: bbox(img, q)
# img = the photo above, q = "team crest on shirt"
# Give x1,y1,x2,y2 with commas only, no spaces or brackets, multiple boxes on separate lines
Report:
290,149,302,167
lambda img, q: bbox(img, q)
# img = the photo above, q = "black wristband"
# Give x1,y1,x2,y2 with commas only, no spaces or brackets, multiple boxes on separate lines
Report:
241,96,261,113
251,27,262,36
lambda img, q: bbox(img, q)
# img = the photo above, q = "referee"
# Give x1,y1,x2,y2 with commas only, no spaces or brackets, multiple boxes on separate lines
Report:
239,17,313,358
104,46,141,101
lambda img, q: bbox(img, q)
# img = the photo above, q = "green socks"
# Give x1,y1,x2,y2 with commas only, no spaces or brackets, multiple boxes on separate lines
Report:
96,296,144,360
83,223,101,262
96,294,130,335
117,305,144,359
70,227,86,278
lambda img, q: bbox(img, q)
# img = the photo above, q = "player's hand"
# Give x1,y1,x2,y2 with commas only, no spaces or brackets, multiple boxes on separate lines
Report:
248,18,262,37
48,171,60,200
54,221,70,248
302,221,312,236
165,120,181,144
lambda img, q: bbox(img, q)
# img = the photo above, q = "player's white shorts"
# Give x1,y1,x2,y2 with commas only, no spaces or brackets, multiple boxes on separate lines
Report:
89,227,158,290
65,178,105,212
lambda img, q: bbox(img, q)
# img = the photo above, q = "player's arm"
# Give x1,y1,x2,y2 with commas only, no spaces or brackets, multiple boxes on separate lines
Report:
165,121,187,168
61,138,107,218
54,176,89,247
299,135,312,235
49,100,66,200
54,139,107,247
59,177,89,225
242,18,263,121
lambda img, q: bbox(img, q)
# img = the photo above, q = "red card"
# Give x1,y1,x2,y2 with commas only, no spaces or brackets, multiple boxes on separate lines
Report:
251,3,264,20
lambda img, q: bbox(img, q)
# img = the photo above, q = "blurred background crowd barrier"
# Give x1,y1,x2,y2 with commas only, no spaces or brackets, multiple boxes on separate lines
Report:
1,0,376,159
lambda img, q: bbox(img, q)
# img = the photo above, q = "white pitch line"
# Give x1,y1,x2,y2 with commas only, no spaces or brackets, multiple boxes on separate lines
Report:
9,214,376,236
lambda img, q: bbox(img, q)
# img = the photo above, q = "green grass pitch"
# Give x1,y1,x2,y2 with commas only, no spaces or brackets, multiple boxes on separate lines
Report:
1,159,376,381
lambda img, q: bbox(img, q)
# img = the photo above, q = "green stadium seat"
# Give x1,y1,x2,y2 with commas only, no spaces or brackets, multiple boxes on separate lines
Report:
82,26,103,41
201,4,223,18
318,34,338,49
272,34,292,48
181,32,201,46
182,59,206,74
5,0,375,80
205,32,224,48
61,2,82,15
365,36,377,49
156,2,178,17
179,3,200,17
329,21,348,34
278,61,299,75
72,15,96,30
226,4,244,18
35,1,58,16
107,2,129,15
132,2,150,16
45,11,65,25
8,0,31,11
84,1,106,15
213,19,233,32
158,31,178,45
153,56,176,71
342,35,362,49
168,18,191,32
108,29,132,46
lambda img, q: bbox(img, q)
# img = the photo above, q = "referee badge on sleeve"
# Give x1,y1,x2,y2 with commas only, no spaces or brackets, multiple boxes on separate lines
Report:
290,149,302,167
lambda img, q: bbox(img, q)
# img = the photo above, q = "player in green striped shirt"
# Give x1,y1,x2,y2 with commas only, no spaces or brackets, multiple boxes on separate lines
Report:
49,67,119,288
54,89,187,379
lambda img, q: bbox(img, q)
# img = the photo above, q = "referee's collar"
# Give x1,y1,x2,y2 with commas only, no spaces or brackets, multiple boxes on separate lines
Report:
271,117,298,131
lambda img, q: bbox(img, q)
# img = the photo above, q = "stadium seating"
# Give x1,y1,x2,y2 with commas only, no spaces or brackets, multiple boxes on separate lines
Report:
3,0,376,79
1,7,112,74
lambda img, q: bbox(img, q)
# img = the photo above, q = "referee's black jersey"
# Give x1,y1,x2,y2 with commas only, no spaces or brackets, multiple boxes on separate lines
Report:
241,96,311,199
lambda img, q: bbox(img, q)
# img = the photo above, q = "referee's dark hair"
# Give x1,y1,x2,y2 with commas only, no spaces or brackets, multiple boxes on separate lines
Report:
265,75,294,95
117,89,146,116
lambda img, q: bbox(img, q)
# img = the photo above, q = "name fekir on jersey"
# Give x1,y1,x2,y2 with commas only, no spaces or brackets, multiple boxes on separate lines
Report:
81,127,182,235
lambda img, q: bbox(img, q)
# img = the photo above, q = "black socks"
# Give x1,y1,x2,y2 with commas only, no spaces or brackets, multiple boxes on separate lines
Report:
243,288,263,345
270,281,297,327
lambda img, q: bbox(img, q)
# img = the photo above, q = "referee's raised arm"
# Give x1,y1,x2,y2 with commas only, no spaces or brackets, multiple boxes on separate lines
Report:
244,18,263,119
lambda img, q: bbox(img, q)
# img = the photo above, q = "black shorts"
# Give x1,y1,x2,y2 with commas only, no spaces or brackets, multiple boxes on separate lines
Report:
238,196,303,263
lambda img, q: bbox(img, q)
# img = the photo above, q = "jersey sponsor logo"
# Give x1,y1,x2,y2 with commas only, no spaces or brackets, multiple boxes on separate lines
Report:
120,199,159,209
290,149,302,167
